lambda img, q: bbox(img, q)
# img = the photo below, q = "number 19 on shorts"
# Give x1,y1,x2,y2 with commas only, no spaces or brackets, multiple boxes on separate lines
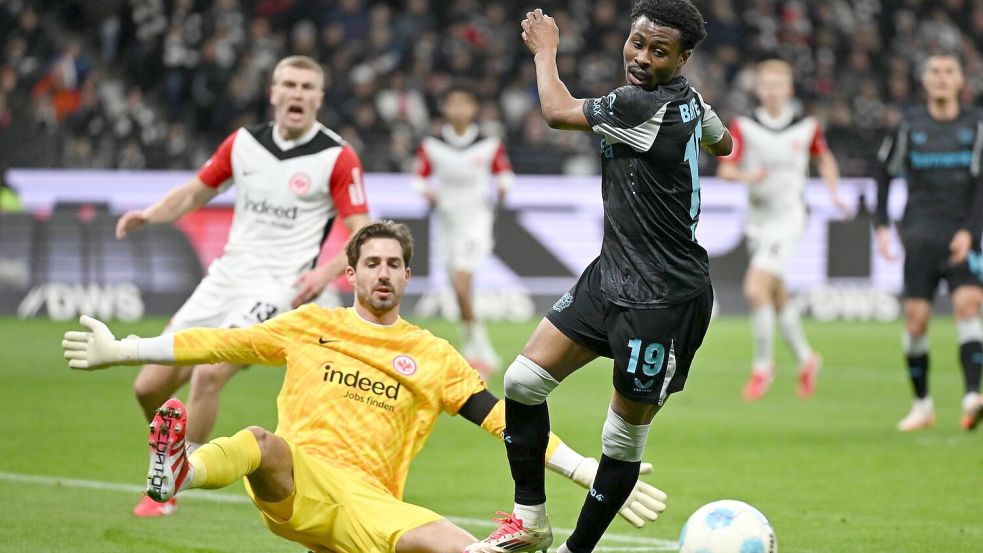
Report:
626,339,666,377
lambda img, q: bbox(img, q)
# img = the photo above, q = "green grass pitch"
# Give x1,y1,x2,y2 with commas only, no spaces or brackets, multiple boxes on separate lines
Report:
0,315,980,552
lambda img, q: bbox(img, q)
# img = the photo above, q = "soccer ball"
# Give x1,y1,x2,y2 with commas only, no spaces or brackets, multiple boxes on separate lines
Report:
678,499,777,553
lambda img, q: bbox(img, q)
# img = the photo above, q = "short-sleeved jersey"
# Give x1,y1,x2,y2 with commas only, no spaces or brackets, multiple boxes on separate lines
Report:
414,124,512,215
196,122,369,281
721,107,827,219
876,106,983,241
171,305,485,499
582,76,715,307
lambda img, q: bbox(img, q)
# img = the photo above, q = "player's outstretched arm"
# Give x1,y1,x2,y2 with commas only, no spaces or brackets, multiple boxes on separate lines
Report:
458,391,668,528
116,178,220,239
521,9,589,131
63,313,290,370
62,315,173,370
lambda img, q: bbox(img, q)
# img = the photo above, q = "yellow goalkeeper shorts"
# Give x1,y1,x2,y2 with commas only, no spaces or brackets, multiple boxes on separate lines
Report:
243,440,443,553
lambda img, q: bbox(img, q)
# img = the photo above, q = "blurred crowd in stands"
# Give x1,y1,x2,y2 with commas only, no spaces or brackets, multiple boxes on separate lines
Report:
2,0,982,177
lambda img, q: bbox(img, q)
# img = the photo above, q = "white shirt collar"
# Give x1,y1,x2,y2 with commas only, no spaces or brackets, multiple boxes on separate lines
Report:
441,123,480,146
272,123,321,151
754,106,796,129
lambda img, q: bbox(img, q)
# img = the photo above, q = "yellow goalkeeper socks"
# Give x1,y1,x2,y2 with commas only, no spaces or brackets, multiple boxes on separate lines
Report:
188,429,262,490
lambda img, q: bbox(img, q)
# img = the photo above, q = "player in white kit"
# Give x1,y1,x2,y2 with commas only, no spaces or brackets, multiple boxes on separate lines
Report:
115,55,371,516
412,84,514,376
717,59,848,401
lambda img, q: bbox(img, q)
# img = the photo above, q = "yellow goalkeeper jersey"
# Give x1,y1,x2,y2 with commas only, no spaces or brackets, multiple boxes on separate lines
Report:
172,305,487,499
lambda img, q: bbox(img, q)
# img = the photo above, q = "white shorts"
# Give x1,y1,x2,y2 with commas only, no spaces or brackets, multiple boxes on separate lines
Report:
437,209,493,273
167,261,296,333
745,216,805,278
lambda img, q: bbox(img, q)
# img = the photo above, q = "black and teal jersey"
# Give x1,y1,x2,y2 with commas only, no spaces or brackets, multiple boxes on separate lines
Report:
875,106,983,242
582,76,716,308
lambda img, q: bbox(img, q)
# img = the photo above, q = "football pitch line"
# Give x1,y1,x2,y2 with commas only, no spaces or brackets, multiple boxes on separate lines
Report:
0,471,678,552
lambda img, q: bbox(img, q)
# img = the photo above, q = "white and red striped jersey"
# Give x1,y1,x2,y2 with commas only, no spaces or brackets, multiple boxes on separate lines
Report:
197,122,369,281
721,107,827,218
413,124,513,215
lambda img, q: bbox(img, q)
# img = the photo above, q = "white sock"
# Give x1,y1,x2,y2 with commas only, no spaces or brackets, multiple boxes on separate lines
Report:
963,392,981,412
915,397,934,411
460,321,474,344
513,502,547,528
778,304,812,364
556,544,572,553
751,305,775,371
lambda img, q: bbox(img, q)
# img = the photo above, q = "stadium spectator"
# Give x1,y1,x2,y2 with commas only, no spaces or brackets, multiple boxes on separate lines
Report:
61,220,668,553
3,1,983,175
113,55,371,517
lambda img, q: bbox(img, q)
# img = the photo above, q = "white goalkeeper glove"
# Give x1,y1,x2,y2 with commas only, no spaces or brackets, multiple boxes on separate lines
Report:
570,457,668,528
62,315,140,370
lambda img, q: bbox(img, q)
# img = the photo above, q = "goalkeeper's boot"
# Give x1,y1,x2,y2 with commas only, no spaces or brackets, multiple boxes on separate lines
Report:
465,511,553,553
797,353,822,399
146,398,190,502
742,367,773,402
960,392,983,431
897,397,935,432
132,495,177,517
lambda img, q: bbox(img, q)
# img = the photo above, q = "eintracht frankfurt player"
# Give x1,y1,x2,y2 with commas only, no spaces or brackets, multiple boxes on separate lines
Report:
114,55,370,517
62,221,667,553
717,59,848,402
413,83,514,376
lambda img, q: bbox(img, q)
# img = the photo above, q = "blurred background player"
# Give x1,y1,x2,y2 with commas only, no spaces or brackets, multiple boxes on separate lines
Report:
874,53,983,432
412,83,514,376
470,3,732,553
114,55,370,516
62,221,667,553
717,59,849,402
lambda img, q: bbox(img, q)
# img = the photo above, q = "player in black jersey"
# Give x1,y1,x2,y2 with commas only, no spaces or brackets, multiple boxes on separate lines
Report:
468,2,732,552
874,53,983,432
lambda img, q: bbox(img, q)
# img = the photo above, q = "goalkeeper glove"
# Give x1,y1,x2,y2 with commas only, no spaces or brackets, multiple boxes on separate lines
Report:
570,457,668,528
62,315,140,370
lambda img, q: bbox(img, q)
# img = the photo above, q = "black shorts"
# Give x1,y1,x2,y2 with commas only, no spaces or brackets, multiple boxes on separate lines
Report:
545,258,713,405
902,236,983,300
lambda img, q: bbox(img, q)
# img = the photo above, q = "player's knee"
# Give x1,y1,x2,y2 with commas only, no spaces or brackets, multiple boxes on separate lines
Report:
957,318,983,344
743,282,767,307
190,364,236,393
601,407,651,462
503,355,559,405
902,331,929,356
133,373,166,407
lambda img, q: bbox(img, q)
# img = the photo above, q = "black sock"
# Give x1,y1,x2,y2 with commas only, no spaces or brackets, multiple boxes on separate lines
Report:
565,455,640,553
504,398,550,506
959,341,982,394
906,353,929,399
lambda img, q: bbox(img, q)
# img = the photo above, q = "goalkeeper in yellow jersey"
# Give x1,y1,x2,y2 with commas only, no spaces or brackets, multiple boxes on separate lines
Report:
62,221,667,553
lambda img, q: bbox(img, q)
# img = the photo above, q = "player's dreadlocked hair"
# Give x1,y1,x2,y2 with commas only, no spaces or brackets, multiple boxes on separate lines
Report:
630,0,707,51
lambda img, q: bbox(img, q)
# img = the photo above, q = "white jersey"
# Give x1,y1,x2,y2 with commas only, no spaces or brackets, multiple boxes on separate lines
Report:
414,124,512,217
722,107,827,223
197,122,368,282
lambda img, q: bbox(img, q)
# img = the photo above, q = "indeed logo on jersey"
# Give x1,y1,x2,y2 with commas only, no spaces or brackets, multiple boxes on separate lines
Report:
323,365,401,399
243,194,298,220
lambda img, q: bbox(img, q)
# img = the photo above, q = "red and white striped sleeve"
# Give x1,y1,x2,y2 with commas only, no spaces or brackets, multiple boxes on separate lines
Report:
197,130,238,187
328,145,370,217
718,118,743,164
809,120,829,156
490,141,513,174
